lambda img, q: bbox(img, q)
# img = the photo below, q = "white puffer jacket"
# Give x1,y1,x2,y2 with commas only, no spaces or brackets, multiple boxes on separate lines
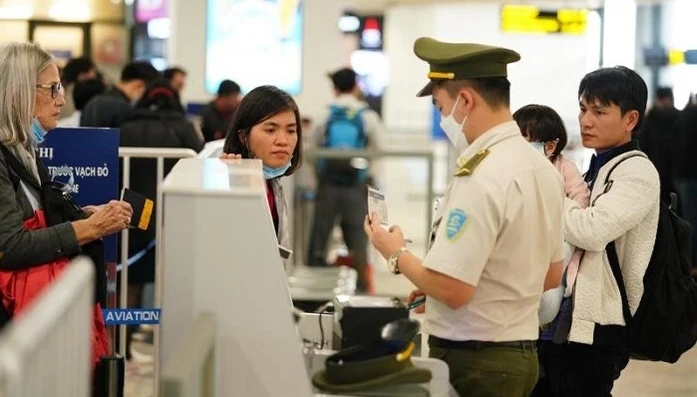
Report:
563,151,659,345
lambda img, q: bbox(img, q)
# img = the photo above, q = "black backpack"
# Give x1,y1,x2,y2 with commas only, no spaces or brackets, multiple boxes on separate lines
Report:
604,153,697,363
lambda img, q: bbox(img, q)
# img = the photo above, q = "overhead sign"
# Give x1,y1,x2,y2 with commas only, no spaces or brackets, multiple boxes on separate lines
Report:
135,0,168,23
501,5,588,35
359,16,383,51
685,50,697,65
669,49,686,65
643,47,668,67
642,48,697,66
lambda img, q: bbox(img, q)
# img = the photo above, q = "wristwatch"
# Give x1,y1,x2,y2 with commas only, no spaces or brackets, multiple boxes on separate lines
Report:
387,247,408,274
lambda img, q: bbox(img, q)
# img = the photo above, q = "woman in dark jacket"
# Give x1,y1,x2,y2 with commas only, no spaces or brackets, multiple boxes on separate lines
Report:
0,43,132,369
119,79,203,358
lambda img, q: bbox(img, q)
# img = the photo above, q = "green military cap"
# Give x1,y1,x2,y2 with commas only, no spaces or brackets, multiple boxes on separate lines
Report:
312,341,432,393
413,37,521,97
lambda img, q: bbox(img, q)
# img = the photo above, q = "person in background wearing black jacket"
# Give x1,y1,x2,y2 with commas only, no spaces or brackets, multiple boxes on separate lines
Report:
163,67,187,94
58,77,108,128
639,87,681,204
163,67,187,114
119,79,203,360
200,79,241,142
674,100,697,270
80,61,160,128
59,57,97,120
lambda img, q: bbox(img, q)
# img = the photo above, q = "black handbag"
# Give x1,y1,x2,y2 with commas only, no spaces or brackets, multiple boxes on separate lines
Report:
38,164,107,308
0,145,107,307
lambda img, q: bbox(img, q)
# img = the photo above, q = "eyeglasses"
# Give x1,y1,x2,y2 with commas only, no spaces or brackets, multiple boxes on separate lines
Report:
36,82,63,99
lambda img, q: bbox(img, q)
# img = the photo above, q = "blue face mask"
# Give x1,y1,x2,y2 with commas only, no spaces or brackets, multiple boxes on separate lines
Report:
30,118,48,144
263,162,291,180
530,141,547,157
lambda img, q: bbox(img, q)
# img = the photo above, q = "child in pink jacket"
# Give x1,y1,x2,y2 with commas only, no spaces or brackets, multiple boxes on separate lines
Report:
513,104,590,324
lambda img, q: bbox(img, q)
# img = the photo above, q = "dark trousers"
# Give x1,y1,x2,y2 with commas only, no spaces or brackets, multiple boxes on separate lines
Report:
307,179,368,291
429,338,539,397
531,341,630,397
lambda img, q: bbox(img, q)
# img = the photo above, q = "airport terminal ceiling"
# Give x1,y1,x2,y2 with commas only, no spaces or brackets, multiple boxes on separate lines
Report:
347,0,673,14
0,0,124,21
1,0,673,20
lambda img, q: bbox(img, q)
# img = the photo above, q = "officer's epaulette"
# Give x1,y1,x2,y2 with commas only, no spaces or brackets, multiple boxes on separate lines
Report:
454,149,490,177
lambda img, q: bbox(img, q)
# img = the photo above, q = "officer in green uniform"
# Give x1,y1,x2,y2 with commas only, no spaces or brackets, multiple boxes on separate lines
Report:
364,37,566,397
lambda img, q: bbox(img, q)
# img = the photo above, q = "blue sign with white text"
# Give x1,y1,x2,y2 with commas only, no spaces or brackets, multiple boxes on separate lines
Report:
103,308,161,325
39,128,119,263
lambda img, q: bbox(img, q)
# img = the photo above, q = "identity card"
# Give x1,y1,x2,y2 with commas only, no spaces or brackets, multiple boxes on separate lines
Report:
367,185,389,230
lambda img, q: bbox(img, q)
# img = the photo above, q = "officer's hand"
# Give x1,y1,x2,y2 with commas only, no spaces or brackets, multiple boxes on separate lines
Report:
220,153,242,160
364,212,405,259
408,289,426,314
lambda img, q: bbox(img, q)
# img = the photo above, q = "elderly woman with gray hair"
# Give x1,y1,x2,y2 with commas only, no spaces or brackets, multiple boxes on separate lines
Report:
0,42,132,371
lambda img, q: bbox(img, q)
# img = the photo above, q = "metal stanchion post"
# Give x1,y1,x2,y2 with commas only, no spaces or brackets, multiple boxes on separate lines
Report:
106,261,118,355
96,156,129,397
153,157,165,397
119,157,130,358
96,356,125,397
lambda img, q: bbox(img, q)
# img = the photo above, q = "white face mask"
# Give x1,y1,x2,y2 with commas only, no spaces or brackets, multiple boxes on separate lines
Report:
439,96,469,153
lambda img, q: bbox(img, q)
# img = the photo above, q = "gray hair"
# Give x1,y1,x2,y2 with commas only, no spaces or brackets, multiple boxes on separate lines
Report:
0,42,53,149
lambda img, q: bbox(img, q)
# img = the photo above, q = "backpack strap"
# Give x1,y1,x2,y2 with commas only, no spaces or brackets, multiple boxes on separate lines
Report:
354,108,367,147
322,105,339,147
606,241,633,328
591,152,646,206
602,152,649,328
602,152,646,186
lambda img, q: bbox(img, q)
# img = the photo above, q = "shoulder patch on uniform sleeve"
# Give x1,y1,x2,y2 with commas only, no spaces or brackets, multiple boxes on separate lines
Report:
454,149,490,177
446,208,469,241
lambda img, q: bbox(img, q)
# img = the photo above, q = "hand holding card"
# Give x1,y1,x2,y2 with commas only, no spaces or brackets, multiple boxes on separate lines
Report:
120,188,154,231
366,185,413,244
367,185,389,231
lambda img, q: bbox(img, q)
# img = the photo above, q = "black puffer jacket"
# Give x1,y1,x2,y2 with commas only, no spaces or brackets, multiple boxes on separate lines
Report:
639,106,681,201
675,105,697,180
119,109,203,283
